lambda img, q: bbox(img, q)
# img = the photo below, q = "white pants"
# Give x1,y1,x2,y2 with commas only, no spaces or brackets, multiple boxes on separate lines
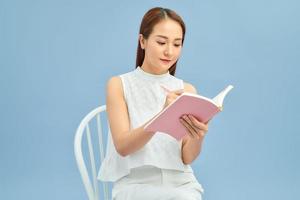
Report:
112,165,204,200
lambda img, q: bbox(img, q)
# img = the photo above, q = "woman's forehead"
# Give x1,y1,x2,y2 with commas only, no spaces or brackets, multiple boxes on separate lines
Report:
151,19,183,40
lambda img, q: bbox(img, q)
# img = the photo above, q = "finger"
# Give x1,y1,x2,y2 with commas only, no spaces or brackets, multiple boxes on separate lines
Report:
198,130,207,137
183,115,203,133
188,115,208,132
166,94,181,104
167,93,180,99
165,96,179,106
166,94,182,102
180,116,199,138
173,89,184,95
185,115,208,138
180,118,197,138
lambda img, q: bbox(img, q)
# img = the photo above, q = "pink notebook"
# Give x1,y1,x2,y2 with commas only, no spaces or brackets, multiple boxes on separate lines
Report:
144,85,234,140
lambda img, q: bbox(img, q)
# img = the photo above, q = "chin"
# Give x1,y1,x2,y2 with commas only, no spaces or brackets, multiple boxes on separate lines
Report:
152,64,166,71
161,62,173,69
161,65,171,72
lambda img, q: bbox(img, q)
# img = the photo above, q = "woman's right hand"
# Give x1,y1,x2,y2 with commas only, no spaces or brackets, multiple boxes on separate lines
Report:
163,88,184,109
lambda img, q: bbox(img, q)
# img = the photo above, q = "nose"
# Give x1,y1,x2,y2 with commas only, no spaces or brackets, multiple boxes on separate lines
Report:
164,44,173,57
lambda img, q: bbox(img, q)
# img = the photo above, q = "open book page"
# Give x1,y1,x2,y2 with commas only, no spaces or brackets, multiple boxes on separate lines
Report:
212,85,234,108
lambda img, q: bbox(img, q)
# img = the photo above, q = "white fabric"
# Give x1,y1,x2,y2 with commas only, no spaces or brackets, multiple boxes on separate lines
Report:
112,165,204,200
98,66,193,182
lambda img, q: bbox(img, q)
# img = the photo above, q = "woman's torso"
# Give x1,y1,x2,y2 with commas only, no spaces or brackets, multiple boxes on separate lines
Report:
98,67,192,182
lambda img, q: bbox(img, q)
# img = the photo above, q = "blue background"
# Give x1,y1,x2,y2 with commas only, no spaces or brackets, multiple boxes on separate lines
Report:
1,0,299,199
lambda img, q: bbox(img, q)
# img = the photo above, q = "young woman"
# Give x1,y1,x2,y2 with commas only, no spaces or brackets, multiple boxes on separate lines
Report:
98,7,209,200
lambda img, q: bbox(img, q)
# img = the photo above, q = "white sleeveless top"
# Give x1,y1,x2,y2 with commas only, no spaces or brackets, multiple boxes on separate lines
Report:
98,66,193,182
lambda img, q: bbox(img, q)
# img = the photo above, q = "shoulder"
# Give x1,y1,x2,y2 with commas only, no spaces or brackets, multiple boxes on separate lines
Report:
106,76,124,99
106,76,122,90
183,82,197,94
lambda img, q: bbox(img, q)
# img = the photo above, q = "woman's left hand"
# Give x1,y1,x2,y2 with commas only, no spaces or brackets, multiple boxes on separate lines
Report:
180,114,209,139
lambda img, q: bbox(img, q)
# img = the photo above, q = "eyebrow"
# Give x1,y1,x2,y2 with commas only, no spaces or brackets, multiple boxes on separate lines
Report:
155,35,182,41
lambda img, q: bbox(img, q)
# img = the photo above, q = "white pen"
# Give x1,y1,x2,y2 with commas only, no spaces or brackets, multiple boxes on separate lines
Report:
160,84,172,93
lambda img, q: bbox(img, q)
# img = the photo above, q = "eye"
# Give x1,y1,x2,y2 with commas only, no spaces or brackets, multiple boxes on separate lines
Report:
174,44,182,47
157,41,166,45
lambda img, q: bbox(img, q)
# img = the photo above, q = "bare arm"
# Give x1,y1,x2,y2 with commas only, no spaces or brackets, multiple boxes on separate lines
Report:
106,76,155,157
181,82,208,164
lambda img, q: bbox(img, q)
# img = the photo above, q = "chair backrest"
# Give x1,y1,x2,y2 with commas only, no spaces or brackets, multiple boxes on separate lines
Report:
74,105,109,200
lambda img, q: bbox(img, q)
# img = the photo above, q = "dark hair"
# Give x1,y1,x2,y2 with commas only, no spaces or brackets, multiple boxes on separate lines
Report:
135,7,186,76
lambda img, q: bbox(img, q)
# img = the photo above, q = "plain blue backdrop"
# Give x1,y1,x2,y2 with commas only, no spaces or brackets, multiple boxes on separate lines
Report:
1,0,299,199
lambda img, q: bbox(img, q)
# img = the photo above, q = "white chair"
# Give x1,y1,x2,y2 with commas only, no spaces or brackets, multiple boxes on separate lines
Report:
74,105,110,200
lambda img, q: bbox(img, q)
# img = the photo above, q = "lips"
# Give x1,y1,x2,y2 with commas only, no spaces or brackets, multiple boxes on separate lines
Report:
160,59,171,64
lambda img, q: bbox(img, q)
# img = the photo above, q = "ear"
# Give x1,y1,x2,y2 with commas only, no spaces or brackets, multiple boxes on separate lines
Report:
139,34,146,49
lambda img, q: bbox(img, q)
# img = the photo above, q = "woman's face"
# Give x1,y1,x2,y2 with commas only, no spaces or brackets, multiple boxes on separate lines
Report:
140,18,183,74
